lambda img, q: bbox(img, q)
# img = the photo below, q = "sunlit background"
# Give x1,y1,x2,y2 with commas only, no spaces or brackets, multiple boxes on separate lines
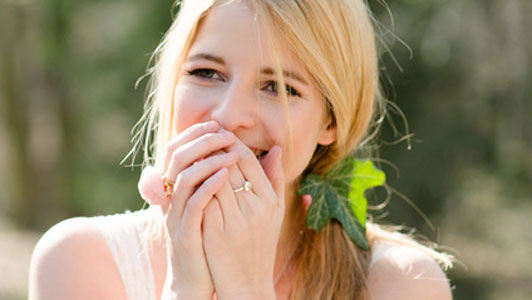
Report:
1,0,530,299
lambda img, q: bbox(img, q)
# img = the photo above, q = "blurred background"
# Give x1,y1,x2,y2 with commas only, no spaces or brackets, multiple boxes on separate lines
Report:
0,0,530,299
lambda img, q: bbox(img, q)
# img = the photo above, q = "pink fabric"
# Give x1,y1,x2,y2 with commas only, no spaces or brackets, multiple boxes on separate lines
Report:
138,166,167,205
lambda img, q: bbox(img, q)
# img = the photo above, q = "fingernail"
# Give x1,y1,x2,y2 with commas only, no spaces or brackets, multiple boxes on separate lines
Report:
206,120,219,129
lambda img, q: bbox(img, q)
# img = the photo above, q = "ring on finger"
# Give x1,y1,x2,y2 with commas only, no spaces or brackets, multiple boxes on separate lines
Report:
162,176,175,197
233,181,252,193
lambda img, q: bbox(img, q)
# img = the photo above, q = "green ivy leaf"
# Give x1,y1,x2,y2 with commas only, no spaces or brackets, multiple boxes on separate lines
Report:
298,156,385,250
349,160,386,227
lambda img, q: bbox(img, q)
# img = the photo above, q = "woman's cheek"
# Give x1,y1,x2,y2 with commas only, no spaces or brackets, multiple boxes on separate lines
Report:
285,127,322,185
174,83,213,132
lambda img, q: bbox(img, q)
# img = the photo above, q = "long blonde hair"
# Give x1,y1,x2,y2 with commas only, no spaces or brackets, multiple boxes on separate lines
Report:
130,0,452,299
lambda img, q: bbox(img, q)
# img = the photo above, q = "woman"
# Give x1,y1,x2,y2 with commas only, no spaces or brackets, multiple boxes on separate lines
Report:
29,0,453,299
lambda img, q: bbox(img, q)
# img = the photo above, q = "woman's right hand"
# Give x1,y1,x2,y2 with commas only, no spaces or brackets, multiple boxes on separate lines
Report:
157,120,238,299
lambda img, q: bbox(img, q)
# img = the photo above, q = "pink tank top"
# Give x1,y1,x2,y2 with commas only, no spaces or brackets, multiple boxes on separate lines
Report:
90,209,389,299
91,209,156,300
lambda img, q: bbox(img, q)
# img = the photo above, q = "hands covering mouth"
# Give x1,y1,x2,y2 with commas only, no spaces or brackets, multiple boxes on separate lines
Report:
136,121,286,299
137,125,278,206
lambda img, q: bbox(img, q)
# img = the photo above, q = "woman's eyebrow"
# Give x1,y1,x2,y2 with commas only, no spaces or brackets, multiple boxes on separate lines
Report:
187,53,226,65
261,68,308,86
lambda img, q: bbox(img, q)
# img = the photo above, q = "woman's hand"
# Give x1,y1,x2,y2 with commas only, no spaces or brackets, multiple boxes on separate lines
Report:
202,137,285,300
156,121,239,299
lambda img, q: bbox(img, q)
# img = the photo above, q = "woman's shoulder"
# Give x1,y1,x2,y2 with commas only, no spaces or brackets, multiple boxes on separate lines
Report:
366,224,453,300
29,215,128,300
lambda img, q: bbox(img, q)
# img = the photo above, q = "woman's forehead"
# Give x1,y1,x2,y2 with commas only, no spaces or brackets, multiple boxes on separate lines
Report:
189,0,309,81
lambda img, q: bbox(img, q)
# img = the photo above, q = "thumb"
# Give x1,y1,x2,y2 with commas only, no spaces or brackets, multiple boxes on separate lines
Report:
138,166,168,206
261,145,285,200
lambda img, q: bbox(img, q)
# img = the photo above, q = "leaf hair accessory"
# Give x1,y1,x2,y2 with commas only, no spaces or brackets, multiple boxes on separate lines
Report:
298,156,385,250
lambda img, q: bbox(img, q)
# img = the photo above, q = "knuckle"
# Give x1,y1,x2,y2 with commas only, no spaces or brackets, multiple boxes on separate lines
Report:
165,142,172,153
204,132,220,144
208,153,225,164
185,123,201,135
176,174,188,187
212,149,226,156
186,123,198,134
241,150,255,162
209,172,225,186
186,200,201,215
200,121,214,132
209,132,230,145
204,180,219,195
165,141,176,155
178,169,191,184
171,148,183,161
186,126,201,139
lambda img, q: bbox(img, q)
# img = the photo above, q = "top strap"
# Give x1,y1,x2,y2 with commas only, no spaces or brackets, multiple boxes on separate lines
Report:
91,209,156,300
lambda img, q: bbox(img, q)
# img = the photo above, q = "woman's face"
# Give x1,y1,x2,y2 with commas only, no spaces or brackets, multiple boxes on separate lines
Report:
174,1,336,188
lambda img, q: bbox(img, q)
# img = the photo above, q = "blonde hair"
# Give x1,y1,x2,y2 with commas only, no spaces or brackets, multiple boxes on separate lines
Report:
130,0,452,299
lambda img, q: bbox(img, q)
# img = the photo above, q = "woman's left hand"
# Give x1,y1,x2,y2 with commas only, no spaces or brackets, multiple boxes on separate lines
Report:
202,134,285,300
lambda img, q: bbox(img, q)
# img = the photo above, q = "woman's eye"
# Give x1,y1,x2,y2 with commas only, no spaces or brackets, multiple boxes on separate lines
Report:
265,81,301,97
186,68,222,80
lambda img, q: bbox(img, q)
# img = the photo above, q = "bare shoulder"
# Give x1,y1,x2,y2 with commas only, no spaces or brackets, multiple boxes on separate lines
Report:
28,217,126,300
366,243,453,300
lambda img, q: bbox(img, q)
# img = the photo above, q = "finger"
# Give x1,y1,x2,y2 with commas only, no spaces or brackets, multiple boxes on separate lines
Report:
226,163,246,198
167,152,237,223
203,197,224,234
164,131,235,183
213,179,241,224
179,168,229,233
223,136,273,199
225,162,266,216
260,145,285,203
162,120,219,173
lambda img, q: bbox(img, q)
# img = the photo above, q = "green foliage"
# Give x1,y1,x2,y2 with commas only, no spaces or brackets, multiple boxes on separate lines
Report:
298,157,385,250
349,160,387,224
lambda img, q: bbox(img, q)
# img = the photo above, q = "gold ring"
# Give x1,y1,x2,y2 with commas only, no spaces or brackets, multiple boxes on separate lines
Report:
233,181,252,193
163,176,175,197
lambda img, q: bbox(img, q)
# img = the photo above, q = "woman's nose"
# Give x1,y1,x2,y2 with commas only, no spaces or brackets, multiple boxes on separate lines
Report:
210,80,256,131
